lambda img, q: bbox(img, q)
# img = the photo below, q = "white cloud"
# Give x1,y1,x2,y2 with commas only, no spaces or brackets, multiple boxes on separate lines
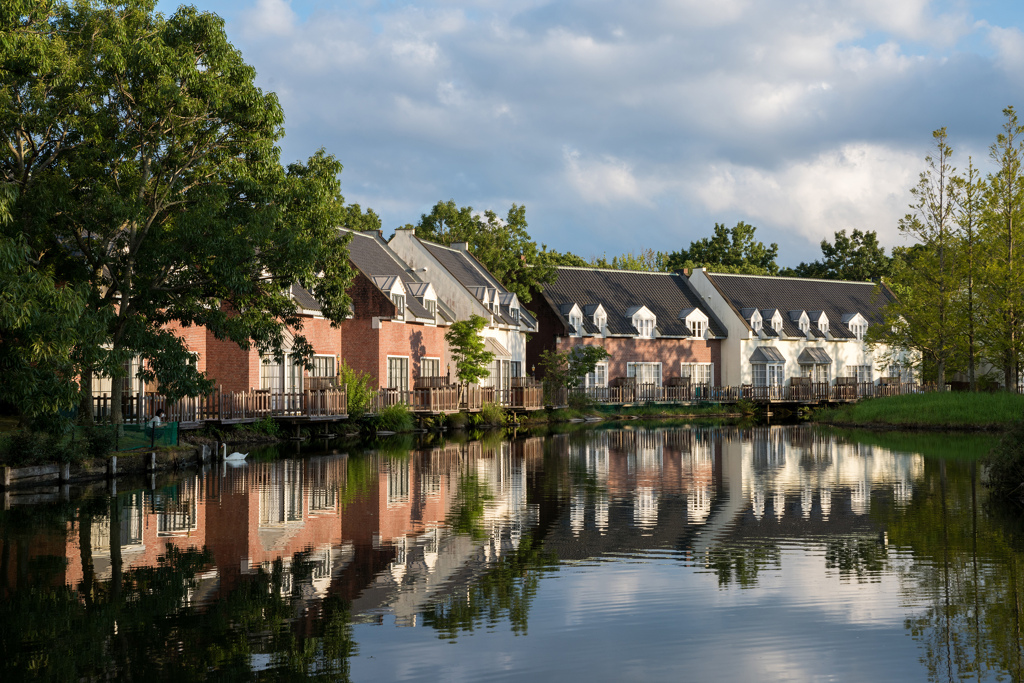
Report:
563,148,667,207
692,143,920,247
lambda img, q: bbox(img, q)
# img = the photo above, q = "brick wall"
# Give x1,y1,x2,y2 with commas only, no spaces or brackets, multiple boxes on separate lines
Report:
554,336,723,385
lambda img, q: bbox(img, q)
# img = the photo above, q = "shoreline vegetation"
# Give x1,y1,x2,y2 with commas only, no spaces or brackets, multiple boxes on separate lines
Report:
813,392,1024,430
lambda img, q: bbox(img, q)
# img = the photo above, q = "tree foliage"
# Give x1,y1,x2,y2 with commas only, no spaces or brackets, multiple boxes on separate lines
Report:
538,345,610,388
665,221,779,274
412,200,555,303
444,314,494,384
590,248,668,272
782,229,892,281
1,0,357,421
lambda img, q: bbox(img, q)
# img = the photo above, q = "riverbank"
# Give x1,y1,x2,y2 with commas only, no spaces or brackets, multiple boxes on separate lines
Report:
815,392,1024,430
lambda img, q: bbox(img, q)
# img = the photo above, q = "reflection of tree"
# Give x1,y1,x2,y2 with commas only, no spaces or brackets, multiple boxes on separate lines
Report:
884,459,1024,681
447,472,493,539
0,500,356,681
421,534,558,639
705,542,780,588
824,536,889,581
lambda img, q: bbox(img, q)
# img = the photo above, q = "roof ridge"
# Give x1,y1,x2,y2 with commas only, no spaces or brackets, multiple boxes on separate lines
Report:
556,265,678,276
708,271,877,286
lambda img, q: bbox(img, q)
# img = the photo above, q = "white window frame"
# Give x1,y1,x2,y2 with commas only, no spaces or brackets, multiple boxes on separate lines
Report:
392,293,405,316
424,298,437,317
752,363,785,387
801,363,830,383
680,362,714,386
585,362,609,388
420,357,441,378
627,362,662,386
570,313,583,336
387,355,410,391
312,355,335,378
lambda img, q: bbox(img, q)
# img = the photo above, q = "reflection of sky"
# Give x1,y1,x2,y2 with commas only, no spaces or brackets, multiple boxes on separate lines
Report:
351,546,926,682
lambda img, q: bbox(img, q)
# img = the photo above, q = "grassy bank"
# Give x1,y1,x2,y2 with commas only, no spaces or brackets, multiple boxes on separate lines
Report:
816,392,1024,430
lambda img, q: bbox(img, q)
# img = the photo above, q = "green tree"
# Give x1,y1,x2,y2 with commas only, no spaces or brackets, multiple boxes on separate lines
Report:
980,107,1024,390
2,0,357,422
590,248,669,271
878,129,960,389
665,221,779,275
952,157,985,391
445,314,494,384
413,200,556,303
538,345,610,389
535,244,589,267
782,229,891,281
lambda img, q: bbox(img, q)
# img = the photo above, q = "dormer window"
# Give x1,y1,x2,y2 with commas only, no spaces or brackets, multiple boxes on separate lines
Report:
773,318,783,333
570,312,583,335
628,305,657,339
842,313,868,341
636,318,655,338
800,319,809,333
851,321,866,340
425,299,436,317
680,307,709,340
392,293,405,316
691,320,706,338
819,319,828,334
511,307,520,323
595,312,606,330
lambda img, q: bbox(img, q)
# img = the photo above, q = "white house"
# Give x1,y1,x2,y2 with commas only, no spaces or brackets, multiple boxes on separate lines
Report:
388,229,538,388
687,269,913,388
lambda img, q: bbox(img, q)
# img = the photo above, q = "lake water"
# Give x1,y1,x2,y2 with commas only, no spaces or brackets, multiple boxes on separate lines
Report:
1,424,1018,682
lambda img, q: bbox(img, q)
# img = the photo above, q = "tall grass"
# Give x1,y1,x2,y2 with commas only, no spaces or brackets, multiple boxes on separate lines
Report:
817,393,1024,428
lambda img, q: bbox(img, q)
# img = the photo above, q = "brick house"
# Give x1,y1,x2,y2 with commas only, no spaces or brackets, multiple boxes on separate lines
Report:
527,266,726,388
388,228,538,389
339,230,458,391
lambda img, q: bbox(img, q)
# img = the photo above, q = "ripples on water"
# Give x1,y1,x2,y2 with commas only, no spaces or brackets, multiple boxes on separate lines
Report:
0,425,1014,682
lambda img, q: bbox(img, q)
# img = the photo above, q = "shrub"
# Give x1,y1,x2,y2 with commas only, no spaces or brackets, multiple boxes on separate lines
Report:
567,392,593,411
448,411,469,430
339,361,375,417
985,419,1024,501
84,426,119,459
0,430,83,465
479,402,505,426
374,404,414,432
251,416,281,437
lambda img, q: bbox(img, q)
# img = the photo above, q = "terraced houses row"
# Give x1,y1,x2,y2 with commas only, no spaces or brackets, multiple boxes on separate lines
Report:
98,228,914,410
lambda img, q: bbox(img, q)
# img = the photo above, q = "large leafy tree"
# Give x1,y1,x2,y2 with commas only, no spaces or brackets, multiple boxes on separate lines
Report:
412,200,555,303
951,157,985,390
444,314,494,385
782,229,891,281
875,129,960,389
2,0,356,423
665,221,779,275
979,107,1024,390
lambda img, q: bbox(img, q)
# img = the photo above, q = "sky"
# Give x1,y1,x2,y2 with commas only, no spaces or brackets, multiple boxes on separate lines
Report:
156,0,1024,266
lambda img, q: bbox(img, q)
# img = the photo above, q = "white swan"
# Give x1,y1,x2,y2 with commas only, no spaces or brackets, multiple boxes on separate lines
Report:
221,443,248,460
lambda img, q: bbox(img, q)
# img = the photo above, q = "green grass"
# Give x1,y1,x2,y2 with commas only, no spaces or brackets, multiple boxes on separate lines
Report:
816,392,1024,429
826,426,1001,460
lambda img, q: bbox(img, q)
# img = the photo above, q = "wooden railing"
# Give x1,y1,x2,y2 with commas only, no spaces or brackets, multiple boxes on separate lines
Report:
92,387,348,424
560,381,925,406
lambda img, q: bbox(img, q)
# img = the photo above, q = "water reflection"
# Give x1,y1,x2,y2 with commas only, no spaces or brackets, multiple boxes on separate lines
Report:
0,426,1019,681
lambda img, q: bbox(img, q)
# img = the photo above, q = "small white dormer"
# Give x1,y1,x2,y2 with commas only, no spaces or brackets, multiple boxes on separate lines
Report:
561,303,584,336
790,310,810,336
501,292,521,325
763,309,784,334
372,276,407,317
842,312,869,340
679,307,709,339
750,309,762,333
408,282,437,319
627,305,657,338
809,311,829,336
585,304,608,334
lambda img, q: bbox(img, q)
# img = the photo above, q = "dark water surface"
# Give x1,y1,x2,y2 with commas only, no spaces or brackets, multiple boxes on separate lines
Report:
1,425,1019,682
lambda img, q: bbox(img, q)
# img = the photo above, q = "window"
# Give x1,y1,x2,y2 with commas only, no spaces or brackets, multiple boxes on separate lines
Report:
392,294,405,316
425,299,436,317
635,318,655,338
387,356,409,391
773,318,783,333
799,319,810,334
752,318,762,332
850,321,867,340
312,355,335,378
753,363,785,387
585,362,609,388
801,364,830,383
681,363,714,385
569,313,583,335
261,356,282,392
595,313,607,330
511,361,522,378
420,357,440,378
511,307,520,323
627,362,662,386
690,320,707,339
819,319,829,335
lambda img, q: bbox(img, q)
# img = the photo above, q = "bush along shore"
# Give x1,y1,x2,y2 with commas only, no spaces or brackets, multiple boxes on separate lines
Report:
814,392,1024,431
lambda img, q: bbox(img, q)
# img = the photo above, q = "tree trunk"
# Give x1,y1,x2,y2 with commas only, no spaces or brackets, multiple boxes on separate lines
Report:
79,367,94,425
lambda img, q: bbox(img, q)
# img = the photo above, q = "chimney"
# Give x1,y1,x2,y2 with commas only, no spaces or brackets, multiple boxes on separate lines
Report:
452,241,469,252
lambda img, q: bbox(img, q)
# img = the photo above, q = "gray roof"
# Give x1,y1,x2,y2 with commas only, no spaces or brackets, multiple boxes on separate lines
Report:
750,346,786,363
541,267,727,338
798,348,833,364
706,273,895,339
342,230,435,321
291,284,321,312
416,238,538,330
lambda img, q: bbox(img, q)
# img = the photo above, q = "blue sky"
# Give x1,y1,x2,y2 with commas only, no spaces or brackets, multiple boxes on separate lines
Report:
158,0,1024,265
